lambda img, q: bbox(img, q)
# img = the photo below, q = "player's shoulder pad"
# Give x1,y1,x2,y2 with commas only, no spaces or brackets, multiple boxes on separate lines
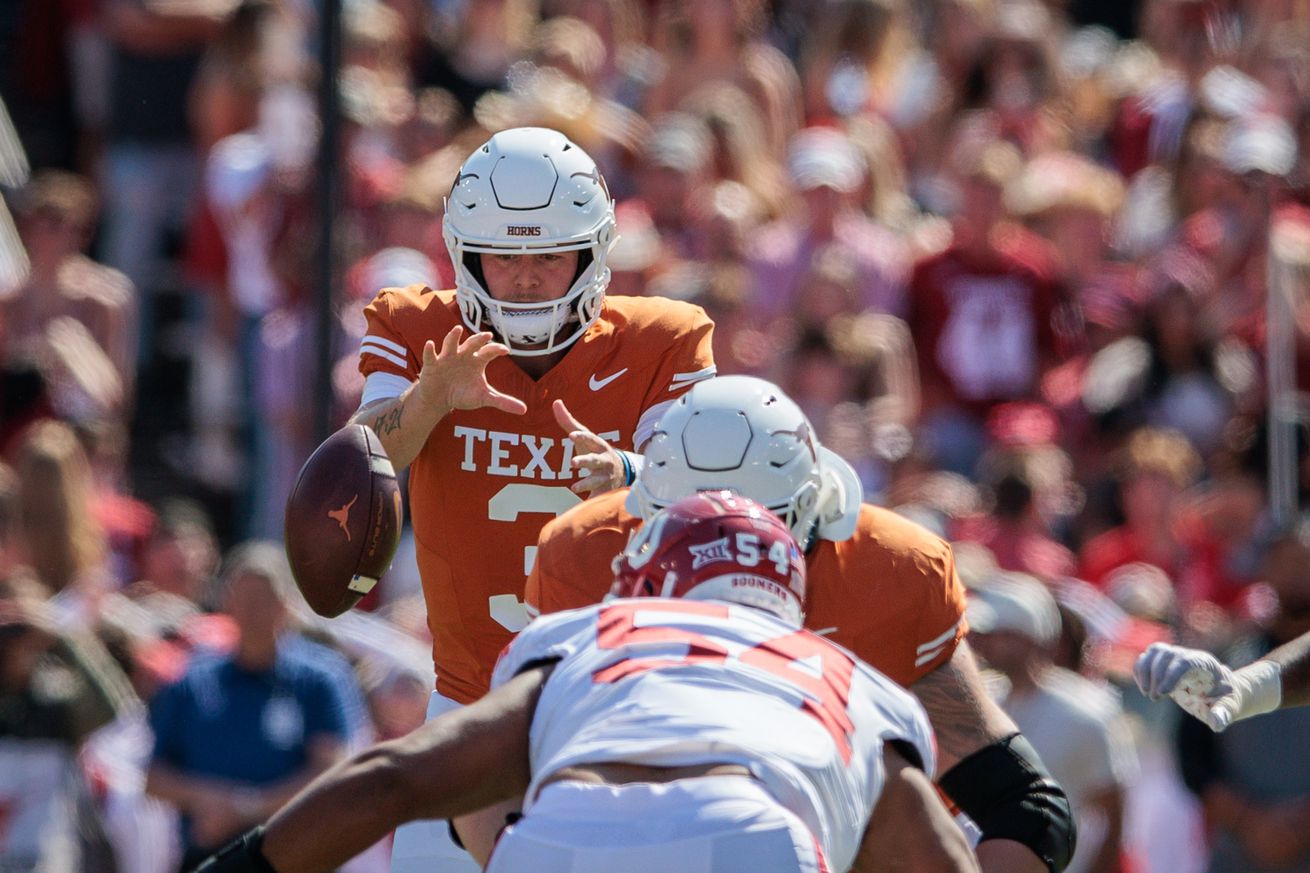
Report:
601,295,713,337
849,504,954,562
369,283,455,316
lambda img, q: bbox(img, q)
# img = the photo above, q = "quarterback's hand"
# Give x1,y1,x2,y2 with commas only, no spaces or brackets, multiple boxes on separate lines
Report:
553,399,624,497
1134,642,1282,731
417,326,527,416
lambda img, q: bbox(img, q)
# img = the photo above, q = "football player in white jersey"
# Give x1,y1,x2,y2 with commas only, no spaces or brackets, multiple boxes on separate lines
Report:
193,492,978,873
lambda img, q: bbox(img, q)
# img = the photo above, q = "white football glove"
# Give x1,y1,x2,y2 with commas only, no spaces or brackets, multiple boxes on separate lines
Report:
1134,642,1282,732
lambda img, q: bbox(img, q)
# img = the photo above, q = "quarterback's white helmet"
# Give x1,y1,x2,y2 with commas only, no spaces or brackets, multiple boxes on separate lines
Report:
626,376,863,545
443,127,617,355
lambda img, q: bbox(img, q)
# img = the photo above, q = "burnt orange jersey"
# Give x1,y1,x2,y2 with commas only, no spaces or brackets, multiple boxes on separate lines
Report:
527,490,967,687
359,287,715,703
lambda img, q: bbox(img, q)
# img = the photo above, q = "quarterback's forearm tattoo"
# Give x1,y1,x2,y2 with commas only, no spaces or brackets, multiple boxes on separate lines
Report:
372,406,403,437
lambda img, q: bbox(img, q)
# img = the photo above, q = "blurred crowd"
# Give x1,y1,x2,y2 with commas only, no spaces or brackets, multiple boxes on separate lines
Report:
3,0,1310,871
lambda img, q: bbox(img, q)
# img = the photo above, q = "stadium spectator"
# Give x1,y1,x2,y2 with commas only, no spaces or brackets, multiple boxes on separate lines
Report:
131,498,221,604
629,112,717,262
681,83,791,221
0,570,137,872
1077,426,1243,618
969,571,1139,873
546,0,652,109
1008,151,1125,350
145,542,356,872
3,170,134,418
796,0,916,124
747,126,910,324
0,463,17,576
13,419,111,594
100,0,234,368
953,407,1080,582
961,0,1065,154
908,133,1063,475
188,0,277,154
416,0,537,115
644,0,801,158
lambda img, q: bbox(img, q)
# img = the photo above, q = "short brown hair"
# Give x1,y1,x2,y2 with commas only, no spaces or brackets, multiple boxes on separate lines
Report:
19,170,98,229
1121,427,1202,488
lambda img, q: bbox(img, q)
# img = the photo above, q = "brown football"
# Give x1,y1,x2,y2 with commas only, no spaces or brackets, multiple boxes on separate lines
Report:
284,424,403,617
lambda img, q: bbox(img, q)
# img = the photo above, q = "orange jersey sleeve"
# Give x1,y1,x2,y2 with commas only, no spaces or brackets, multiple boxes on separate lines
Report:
525,490,639,617
358,284,434,381
391,295,714,703
805,505,968,687
530,499,967,689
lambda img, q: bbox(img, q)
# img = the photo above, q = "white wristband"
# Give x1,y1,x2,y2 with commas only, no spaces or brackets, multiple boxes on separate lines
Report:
1232,659,1283,720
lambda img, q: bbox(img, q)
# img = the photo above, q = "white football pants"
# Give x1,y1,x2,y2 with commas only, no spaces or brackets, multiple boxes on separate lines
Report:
484,776,830,873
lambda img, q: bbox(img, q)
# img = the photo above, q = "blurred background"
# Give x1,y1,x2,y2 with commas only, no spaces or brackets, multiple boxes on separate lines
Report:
3,0,1310,871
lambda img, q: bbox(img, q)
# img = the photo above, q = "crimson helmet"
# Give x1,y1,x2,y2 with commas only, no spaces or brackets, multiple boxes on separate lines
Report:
611,490,807,625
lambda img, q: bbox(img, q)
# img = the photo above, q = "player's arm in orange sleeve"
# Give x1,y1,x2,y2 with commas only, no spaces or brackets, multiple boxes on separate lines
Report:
526,505,623,616
350,291,526,470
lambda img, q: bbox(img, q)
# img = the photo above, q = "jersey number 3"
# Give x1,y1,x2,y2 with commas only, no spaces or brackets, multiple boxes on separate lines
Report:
487,483,583,631
591,601,858,762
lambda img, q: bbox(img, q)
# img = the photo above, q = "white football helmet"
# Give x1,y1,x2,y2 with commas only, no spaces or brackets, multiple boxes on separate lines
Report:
443,127,617,356
626,376,863,546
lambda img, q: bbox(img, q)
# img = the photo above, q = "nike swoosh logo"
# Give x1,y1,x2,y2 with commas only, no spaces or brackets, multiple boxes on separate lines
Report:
589,368,628,391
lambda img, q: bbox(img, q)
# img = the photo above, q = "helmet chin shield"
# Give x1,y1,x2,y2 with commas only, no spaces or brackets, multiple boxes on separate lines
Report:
444,127,617,356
